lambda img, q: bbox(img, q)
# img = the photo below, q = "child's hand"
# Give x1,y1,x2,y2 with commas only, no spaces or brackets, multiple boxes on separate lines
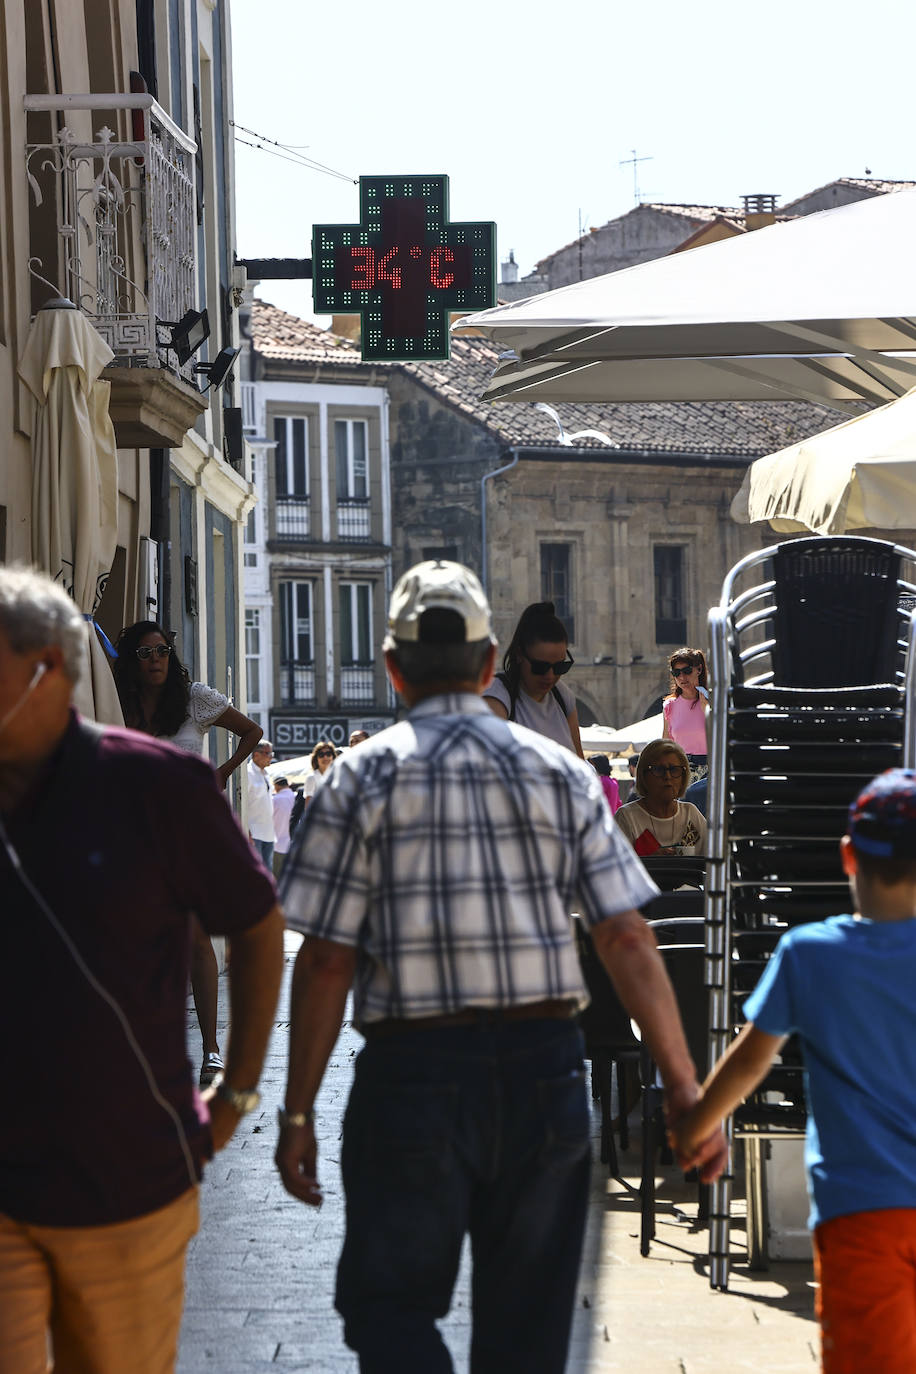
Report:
668,1110,728,1183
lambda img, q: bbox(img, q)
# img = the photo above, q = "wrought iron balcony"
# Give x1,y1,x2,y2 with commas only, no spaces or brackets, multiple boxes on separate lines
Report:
275,495,311,541
340,665,376,705
24,92,207,447
279,662,316,706
336,497,372,541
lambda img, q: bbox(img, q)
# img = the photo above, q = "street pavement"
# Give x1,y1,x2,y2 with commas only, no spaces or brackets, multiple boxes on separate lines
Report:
179,933,817,1373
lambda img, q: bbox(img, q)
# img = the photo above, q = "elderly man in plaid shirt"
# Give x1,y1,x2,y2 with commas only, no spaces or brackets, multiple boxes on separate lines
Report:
276,561,724,1374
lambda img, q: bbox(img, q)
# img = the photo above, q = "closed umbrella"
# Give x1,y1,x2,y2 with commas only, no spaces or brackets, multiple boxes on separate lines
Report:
18,300,124,724
731,385,916,536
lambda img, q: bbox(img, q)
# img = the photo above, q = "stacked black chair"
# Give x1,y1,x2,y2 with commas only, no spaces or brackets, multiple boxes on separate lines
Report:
704,536,916,1289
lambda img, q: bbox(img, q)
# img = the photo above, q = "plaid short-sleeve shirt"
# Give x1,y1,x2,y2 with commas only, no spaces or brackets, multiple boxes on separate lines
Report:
280,693,658,1025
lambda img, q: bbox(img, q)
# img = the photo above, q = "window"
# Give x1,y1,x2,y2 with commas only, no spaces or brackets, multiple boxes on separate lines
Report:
274,417,310,540
339,582,374,704
654,545,687,644
245,607,261,705
335,419,370,539
243,505,257,568
540,543,575,643
278,580,315,704
422,545,458,562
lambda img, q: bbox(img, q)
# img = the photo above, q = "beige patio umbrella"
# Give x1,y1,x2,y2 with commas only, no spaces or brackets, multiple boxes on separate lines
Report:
731,385,916,536
18,300,124,723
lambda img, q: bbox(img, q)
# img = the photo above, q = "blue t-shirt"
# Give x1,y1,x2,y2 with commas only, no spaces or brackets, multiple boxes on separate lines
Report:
744,915,916,1229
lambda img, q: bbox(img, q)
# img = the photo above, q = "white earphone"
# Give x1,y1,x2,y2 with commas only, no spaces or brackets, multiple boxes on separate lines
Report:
30,662,48,688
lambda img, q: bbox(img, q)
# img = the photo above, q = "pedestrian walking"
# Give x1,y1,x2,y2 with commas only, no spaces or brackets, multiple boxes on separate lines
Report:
275,559,723,1374
246,739,276,868
661,648,709,783
272,774,296,876
113,619,264,1087
0,566,284,1374
672,768,916,1374
483,600,585,757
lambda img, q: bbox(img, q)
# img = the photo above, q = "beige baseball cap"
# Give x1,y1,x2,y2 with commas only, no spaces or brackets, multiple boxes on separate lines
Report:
383,561,495,647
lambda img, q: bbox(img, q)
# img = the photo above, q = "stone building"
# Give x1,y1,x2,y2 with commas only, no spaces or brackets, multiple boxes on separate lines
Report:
388,334,839,727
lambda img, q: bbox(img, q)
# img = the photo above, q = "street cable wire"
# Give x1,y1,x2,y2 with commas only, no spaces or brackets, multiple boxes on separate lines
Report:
230,121,357,184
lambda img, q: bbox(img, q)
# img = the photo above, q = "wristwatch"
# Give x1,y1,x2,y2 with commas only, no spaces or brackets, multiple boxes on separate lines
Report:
214,1080,261,1115
277,1107,315,1128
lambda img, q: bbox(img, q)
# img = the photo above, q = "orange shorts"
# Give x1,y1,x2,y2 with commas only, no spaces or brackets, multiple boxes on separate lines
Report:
814,1207,916,1374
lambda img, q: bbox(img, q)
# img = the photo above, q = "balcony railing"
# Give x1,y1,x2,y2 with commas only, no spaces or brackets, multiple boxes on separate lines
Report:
336,497,371,541
275,495,311,541
340,665,376,705
25,93,197,379
279,662,316,706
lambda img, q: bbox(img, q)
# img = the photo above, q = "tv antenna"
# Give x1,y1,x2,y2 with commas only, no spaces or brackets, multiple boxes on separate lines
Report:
619,149,653,205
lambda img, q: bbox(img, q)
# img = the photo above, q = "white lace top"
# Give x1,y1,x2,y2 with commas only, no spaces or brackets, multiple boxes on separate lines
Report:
162,682,230,755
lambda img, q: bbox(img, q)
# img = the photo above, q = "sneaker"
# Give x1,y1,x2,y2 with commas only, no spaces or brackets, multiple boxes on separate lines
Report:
200,1052,224,1088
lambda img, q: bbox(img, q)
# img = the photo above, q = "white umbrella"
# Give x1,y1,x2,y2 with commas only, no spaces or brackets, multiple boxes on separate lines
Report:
583,713,665,753
455,190,916,409
18,301,124,724
731,385,916,536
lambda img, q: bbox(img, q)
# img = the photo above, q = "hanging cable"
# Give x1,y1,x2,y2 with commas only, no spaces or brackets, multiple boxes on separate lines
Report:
230,121,357,184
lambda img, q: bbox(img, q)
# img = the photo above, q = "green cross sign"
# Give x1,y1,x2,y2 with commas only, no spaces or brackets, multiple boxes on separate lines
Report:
312,175,496,362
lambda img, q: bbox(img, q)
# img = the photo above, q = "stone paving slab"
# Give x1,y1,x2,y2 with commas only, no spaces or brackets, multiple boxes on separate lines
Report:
179,934,816,1372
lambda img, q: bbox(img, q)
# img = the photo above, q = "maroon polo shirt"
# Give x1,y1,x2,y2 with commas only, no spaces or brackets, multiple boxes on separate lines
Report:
1,713,276,1227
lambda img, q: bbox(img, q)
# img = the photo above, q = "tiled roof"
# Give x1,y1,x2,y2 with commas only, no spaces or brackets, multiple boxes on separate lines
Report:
782,177,916,211
249,301,365,365
395,333,839,458
534,203,741,269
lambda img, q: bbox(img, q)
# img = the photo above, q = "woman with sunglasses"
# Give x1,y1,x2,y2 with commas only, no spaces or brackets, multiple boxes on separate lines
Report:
614,738,707,857
113,620,263,1087
662,647,710,784
483,601,585,757
303,740,338,805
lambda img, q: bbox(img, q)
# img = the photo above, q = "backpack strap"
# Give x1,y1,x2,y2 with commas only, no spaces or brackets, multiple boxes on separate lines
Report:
495,672,569,721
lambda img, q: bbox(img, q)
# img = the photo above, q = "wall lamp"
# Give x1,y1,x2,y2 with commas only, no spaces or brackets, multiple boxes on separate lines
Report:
158,308,210,366
193,346,241,393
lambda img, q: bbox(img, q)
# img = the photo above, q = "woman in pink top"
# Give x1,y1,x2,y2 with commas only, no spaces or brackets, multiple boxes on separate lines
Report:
662,647,709,783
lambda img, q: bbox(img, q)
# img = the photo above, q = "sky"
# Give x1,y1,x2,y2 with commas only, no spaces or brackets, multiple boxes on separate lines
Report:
230,0,916,326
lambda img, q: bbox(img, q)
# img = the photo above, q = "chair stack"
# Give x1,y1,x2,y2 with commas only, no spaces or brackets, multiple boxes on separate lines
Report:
704,536,916,1290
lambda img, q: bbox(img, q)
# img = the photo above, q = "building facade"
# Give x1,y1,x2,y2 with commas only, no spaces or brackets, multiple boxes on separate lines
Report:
242,301,395,758
0,0,255,792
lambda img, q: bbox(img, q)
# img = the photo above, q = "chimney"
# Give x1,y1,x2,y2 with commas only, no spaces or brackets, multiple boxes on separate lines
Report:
742,193,778,231
500,249,519,285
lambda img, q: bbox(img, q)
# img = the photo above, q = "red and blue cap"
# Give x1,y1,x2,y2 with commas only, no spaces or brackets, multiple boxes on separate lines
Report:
847,769,916,859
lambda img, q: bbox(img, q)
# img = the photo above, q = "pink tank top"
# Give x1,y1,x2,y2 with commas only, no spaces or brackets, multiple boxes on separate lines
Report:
663,694,707,755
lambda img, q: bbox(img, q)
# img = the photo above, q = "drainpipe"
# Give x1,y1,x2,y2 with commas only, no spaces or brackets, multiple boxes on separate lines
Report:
480,448,519,597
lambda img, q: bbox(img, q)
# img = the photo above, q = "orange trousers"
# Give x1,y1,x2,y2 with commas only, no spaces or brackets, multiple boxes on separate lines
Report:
814,1207,916,1374
0,1187,198,1374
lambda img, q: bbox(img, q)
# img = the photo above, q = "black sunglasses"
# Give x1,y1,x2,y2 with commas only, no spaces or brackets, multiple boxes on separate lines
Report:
523,650,574,677
672,664,697,677
136,644,172,660
647,764,687,778
315,749,335,758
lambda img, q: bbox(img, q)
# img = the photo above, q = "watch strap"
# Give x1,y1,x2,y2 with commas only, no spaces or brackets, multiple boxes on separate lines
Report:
278,1107,315,1128
214,1081,261,1115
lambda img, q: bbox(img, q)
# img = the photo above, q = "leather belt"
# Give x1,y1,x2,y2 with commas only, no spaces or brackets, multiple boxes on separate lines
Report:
361,998,578,1037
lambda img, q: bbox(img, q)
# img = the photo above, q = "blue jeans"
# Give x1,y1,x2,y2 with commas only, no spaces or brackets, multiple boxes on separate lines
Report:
336,1019,591,1373
252,837,274,869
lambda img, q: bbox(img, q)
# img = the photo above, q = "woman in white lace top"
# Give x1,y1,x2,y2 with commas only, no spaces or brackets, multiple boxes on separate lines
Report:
113,620,263,1088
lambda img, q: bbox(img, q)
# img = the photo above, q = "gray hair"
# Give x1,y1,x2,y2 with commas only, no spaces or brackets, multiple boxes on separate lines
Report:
0,565,85,683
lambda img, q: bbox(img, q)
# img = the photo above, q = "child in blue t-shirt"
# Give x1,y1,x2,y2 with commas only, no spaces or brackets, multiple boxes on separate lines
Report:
672,769,916,1374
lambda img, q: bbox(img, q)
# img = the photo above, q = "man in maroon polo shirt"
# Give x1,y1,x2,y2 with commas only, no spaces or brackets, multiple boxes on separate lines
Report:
0,566,284,1374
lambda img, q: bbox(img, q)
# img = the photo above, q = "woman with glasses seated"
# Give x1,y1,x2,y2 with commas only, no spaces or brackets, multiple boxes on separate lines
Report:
662,648,710,784
483,601,585,757
614,739,707,858
113,620,263,1087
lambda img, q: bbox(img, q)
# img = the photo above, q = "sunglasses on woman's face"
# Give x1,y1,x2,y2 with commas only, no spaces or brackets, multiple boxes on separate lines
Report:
136,644,172,660
647,764,687,778
316,749,335,759
523,651,574,676
672,665,696,677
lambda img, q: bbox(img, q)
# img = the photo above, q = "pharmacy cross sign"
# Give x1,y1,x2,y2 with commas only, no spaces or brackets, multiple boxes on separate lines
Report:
312,175,496,362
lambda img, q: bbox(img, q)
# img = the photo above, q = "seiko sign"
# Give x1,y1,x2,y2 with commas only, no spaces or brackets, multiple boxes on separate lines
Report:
271,716,349,750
